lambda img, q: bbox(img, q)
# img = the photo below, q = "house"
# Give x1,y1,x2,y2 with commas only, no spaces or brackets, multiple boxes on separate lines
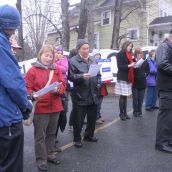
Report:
46,0,172,50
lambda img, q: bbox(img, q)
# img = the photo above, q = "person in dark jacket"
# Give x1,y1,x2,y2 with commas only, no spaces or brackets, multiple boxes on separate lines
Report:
132,48,149,117
68,49,78,130
115,41,135,120
0,5,32,172
155,30,172,153
68,39,99,148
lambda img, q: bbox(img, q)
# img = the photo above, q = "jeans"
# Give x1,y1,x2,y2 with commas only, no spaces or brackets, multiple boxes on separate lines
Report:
132,88,145,115
145,86,157,109
0,122,24,172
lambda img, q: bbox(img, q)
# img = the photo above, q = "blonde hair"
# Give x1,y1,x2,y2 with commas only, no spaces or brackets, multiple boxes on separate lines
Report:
37,45,55,62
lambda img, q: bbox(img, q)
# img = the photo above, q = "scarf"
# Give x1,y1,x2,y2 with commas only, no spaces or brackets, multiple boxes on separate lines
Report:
126,51,134,84
32,60,55,70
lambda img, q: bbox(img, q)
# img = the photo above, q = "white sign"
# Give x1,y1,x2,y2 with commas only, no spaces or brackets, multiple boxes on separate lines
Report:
98,59,113,82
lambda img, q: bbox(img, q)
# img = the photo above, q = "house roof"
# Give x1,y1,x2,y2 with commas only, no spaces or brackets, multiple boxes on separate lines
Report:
149,16,172,25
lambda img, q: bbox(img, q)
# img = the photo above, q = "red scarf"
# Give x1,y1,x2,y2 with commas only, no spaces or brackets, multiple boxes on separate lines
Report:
126,51,134,84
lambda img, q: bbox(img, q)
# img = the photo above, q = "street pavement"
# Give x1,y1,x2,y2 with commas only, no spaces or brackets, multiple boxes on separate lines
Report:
23,96,172,172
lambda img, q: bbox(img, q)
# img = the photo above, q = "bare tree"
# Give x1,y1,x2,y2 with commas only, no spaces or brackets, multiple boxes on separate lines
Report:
61,0,70,51
111,0,122,49
77,0,89,39
23,0,61,55
16,0,25,61
87,0,95,52
111,0,141,49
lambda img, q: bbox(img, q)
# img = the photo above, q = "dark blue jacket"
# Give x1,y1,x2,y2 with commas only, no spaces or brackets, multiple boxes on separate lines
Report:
0,32,30,127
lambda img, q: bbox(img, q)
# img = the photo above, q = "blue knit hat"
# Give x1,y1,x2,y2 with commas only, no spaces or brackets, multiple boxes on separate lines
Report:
0,5,21,30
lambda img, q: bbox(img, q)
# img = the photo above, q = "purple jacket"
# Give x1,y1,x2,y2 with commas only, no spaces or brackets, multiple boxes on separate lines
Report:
146,58,157,87
55,56,68,82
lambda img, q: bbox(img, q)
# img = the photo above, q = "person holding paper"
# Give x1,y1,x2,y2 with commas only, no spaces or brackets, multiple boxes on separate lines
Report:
25,45,66,171
132,48,149,117
68,39,100,148
115,41,135,121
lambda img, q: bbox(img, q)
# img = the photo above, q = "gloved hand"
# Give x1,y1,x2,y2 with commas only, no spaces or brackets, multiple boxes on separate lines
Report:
22,100,33,120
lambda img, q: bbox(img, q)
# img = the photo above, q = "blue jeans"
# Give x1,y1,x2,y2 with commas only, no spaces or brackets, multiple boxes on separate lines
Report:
132,88,145,115
145,86,157,109
97,96,104,119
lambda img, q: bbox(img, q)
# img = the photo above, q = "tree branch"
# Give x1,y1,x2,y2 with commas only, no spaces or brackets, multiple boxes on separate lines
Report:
121,6,140,21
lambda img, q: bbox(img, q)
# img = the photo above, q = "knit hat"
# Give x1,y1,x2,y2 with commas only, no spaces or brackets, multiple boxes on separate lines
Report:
55,47,63,54
0,5,21,30
76,39,89,49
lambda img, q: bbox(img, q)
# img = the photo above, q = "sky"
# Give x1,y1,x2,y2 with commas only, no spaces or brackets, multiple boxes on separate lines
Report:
0,0,81,6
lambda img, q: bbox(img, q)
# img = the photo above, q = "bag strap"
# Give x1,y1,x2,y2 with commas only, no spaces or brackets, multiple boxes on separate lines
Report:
44,70,54,88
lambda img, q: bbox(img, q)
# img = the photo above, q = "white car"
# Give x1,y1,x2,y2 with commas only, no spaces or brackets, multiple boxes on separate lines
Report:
19,51,70,75
141,46,157,59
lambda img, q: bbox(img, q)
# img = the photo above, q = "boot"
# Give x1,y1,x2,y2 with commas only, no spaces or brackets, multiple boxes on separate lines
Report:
119,113,126,121
124,113,130,120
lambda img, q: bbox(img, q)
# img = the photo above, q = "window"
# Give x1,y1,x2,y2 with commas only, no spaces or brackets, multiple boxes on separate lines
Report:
127,28,139,41
101,10,111,26
159,0,172,17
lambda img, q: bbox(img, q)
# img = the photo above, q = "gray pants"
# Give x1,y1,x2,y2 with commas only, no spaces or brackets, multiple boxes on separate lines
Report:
33,113,60,165
156,91,172,146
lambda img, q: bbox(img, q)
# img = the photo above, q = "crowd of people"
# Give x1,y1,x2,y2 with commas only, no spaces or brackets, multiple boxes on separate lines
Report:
1,4,172,172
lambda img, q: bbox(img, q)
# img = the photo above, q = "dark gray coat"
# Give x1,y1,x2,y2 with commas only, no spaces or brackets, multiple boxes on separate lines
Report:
68,54,99,106
156,39,172,91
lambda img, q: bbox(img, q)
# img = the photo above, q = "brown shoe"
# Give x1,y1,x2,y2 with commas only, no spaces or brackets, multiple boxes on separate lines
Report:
37,162,48,171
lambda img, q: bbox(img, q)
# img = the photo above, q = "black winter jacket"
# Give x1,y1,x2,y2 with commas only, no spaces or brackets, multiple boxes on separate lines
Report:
116,51,130,82
156,39,172,91
133,60,149,89
68,54,99,105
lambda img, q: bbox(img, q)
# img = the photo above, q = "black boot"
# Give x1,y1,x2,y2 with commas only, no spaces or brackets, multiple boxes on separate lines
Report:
124,113,130,120
119,113,126,121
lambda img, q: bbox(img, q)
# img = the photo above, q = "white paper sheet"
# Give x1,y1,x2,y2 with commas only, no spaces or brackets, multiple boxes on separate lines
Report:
134,59,145,68
34,82,60,97
88,64,102,77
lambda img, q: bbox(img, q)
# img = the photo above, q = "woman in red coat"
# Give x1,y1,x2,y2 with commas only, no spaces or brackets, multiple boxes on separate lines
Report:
25,45,66,171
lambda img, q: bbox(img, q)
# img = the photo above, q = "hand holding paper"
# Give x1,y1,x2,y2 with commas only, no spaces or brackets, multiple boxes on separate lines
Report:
83,73,91,80
134,59,144,68
23,82,60,126
34,82,60,97
88,64,102,77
